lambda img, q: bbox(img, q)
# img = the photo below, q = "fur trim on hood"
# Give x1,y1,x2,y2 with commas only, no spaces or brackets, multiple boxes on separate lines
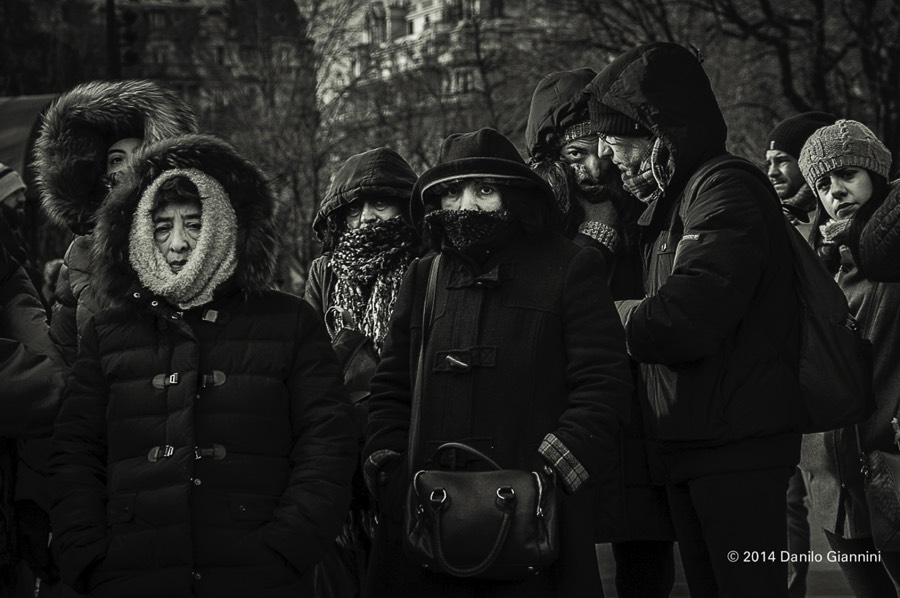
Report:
93,134,278,301
34,80,198,234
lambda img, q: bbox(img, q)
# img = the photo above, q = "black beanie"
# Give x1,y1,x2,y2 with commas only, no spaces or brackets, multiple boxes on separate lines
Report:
590,103,649,137
767,111,838,159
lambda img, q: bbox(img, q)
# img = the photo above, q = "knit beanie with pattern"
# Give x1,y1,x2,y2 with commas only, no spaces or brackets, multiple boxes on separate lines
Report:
767,112,837,159
798,119,892,188
0,164,25,204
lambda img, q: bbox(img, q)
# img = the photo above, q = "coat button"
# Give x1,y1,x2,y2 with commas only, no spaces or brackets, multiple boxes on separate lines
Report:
192,571,202,581
661,242,668,251
133,292,141,299
171,314,179,320
151,300,159,307
238,505,247,512
194,478,202,486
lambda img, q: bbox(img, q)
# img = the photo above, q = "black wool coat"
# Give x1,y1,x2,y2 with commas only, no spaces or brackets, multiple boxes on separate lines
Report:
363,230,633,598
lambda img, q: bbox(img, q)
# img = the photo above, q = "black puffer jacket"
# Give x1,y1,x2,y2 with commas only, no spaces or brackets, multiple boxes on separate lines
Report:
48,135,356,598
850,180,900,281
586,42,804,482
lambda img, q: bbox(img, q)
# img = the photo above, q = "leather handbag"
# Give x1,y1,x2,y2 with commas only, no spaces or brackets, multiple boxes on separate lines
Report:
857,418,900,550
400,255,559,580
404,442,558,580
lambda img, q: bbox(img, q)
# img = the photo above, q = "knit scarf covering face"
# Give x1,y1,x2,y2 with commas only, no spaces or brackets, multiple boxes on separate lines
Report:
330,216,418,354
129,168,238,310
424,208,512,250
621,138,675,204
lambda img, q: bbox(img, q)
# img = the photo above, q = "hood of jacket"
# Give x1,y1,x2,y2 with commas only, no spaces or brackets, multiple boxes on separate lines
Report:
312,147,417,241
34,80,198,235
585,43,727,196
92,134,277,301
525,67,597,162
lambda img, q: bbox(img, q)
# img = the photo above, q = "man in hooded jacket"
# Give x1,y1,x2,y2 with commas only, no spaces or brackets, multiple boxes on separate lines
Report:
48,134,357,598
586,42,804,597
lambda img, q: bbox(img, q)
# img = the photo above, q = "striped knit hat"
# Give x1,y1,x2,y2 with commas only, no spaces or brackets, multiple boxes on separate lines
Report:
799,119,892,187
0,163,26,204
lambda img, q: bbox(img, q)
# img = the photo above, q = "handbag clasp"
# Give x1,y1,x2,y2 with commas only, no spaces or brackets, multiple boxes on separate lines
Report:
430,488,447,507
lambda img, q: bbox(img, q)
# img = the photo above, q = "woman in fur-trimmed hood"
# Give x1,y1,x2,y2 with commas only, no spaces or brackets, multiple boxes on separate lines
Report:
33,79,198,363
48,134,357,598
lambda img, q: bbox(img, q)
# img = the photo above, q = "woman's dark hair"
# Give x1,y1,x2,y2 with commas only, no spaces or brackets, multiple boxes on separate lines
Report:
812,169,889,273
155,175,201,209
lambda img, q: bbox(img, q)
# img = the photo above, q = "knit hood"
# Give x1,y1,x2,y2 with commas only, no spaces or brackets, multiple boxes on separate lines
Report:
312,147,417,245
585,43,727,197
525,67,597,161
34,80,198,235
92,134,278,302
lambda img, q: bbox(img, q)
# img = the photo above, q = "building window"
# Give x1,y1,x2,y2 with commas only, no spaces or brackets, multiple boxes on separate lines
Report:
215,46,225,65
148,10,165,29
407,20,414,35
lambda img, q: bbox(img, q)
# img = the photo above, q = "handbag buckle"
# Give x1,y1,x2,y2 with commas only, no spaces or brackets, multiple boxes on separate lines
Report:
496,486,516,511
429,488,447,508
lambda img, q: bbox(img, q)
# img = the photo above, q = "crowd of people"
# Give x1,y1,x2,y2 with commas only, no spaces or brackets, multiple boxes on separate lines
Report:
0,40,898,598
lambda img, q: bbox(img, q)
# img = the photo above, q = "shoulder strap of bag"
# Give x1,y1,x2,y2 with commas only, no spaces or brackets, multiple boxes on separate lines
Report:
407,254,442,478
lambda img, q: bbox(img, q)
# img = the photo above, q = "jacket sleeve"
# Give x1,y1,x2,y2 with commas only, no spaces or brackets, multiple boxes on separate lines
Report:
48,317,110,591
0,261,65,438
303,256,328,318
362,257,421,460
540,247,632,493
622,169,773,365
851,181,900,282
260,300,356,575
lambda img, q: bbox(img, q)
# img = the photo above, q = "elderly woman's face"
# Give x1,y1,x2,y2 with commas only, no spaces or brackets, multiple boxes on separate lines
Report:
153,199,202,273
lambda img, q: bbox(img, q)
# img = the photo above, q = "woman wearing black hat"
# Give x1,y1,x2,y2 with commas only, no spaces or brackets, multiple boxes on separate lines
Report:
362,128,632,597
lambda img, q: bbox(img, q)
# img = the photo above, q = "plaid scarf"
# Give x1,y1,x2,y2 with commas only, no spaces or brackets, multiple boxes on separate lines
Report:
621,138,675,204
330,216,418,354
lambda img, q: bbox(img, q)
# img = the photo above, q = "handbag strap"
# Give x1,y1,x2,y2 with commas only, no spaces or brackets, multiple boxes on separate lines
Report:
432,442,502,471
433,494,516,578
408,254,442,478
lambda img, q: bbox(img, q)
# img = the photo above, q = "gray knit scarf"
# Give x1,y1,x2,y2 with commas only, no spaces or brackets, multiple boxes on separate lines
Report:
129,168,238,310
330,216,418,354
621,138,675,204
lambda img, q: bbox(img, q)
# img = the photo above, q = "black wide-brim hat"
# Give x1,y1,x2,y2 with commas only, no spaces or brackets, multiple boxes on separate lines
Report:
411,127,556,226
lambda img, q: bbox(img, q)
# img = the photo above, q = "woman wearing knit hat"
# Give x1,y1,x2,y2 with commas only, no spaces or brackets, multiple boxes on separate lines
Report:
305,147,421,598
47,134,357,598
798,119,900,597
33,79,199,364
361,127,632,597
